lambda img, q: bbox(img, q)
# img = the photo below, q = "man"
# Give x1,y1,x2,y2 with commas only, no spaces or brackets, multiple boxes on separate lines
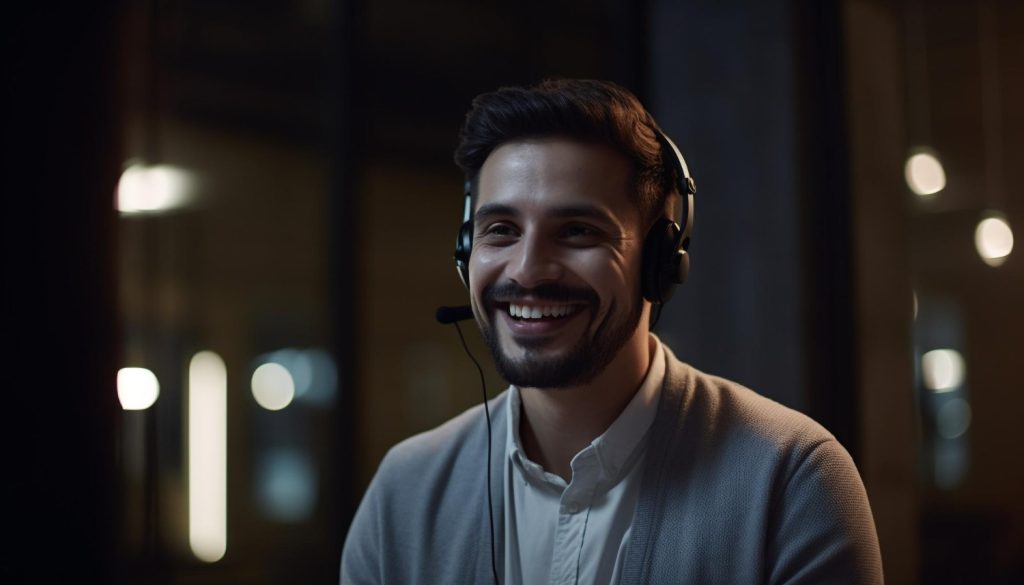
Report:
341,79,883,584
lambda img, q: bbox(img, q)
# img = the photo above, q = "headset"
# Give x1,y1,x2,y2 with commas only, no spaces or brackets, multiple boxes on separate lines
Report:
443,126,695,584
453,127,696,305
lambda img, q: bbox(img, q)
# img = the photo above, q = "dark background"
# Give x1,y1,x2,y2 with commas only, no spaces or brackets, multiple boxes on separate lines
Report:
5,0,1022,583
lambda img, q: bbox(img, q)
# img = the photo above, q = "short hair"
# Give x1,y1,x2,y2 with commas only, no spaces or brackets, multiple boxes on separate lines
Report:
453,78,673,228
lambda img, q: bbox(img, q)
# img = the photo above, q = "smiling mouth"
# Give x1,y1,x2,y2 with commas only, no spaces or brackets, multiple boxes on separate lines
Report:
496,302,585,321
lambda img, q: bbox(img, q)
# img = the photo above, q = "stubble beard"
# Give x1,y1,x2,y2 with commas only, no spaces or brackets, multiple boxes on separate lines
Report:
477,285,644,389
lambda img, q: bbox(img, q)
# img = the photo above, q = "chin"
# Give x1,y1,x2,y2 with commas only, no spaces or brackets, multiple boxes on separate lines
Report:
479,295,645,389
489,333,605,388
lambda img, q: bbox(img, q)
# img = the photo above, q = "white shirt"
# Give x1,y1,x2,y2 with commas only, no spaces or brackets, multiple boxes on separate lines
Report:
503,336,665,585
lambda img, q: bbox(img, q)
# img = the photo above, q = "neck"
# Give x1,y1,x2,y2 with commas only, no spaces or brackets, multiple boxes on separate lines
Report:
518,324,653,482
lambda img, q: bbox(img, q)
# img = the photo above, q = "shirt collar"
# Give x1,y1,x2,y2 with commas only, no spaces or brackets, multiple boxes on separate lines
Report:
505,334,666,487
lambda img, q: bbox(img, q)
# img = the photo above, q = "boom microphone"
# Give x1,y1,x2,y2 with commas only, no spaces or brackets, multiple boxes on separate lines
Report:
436,305,474,324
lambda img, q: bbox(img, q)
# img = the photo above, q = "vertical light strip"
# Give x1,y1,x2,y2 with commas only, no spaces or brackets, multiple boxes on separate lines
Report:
188,351,227,562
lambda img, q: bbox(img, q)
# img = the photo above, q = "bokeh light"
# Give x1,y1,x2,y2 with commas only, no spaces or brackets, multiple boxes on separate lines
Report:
921,349,966,392
975,215,1014,267
258,449,317,522
188,351,227,563
117,367,160,410
270,349,313,398
117,162,194,214
904,151,946,196
251,362,296,411
299,348,337,406
936,397,972,439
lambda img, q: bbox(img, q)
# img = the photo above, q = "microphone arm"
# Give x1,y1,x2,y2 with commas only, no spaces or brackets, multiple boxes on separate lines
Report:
436,305,474,324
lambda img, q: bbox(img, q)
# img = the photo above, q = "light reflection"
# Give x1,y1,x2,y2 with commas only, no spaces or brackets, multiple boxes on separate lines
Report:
934,437,969,490
251,362,295,411
301,348,338,406
272,349,314,397
975,216,1014,267
117,162,194,215
188,351,227,563
258,449,316,522
904,151,946,196
936,397,972,439
921,349,965,392
117,367,160,410
255,348,337,407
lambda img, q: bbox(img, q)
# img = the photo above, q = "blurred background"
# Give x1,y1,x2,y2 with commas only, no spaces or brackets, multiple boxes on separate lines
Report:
4,0,1021,583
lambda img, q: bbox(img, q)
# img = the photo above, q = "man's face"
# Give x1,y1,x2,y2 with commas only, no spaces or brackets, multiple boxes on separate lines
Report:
469,137,648,388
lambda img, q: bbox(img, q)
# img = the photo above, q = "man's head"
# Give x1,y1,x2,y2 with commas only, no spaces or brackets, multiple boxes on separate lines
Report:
453,79,678,389
455,79,674,230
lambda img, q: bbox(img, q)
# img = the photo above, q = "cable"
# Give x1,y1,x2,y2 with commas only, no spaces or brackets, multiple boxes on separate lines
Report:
452,321,501,585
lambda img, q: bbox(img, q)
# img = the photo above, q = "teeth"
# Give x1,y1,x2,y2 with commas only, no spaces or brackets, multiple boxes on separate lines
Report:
507,304,576,319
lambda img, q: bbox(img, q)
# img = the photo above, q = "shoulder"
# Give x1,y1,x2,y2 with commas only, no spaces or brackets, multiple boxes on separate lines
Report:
640,346,882,582
654,345,865,517
667,357,882,579
342,392,509,583
372,391,508,490
661,346,835,456
366,391,509,506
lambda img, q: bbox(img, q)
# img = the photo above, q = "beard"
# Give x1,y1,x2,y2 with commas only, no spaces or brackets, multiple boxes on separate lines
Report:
477,282,644,388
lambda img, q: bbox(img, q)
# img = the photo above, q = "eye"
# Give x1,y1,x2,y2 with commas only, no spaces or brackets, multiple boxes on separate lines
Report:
479,222,519,244
488,224,516,236
560,223,602,243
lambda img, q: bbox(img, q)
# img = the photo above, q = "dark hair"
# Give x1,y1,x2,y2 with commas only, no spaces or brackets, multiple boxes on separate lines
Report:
453,78,672,227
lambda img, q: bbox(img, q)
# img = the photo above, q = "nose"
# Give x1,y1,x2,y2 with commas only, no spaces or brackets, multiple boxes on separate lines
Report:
506,231,563,288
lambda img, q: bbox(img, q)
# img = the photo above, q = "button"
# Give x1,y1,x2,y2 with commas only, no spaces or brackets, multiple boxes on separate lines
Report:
563,504,579,514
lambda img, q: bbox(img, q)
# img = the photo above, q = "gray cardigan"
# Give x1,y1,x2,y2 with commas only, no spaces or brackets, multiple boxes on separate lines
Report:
341,345,883,584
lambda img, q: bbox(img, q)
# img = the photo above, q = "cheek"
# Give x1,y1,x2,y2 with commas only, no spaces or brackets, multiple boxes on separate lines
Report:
573,248,640,295
565,250,639,326
468,249,504,299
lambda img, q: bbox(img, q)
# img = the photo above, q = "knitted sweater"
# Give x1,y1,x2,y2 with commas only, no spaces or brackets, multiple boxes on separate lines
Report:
341,345,884,584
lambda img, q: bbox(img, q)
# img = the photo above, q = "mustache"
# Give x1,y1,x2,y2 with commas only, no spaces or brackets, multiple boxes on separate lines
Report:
482,282,599,306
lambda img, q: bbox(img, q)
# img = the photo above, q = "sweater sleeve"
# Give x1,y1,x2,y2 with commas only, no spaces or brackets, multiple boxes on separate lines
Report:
340,462,386,585
767,439,884,585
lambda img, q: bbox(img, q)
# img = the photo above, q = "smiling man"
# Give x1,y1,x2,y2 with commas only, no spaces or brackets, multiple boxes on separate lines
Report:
341,80,883,584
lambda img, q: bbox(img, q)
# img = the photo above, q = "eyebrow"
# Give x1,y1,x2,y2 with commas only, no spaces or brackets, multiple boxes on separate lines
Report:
474,202,619,226
473,203,519,222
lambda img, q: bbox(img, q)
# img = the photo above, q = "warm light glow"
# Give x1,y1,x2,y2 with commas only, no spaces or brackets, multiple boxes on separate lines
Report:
905,152,946,196
922,349,965,392
251,363,295,411
117,367,160,410
117,162,194,214
188,351,227,563
975,216,1014,267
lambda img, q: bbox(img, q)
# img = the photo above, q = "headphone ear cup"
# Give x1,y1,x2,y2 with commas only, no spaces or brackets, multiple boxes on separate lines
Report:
641,218,671,303
641,219,687,304
676,248,689,286
453,221,473,288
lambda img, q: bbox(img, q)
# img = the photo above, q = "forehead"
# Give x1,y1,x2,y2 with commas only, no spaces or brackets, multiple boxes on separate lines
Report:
476,138,637,223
